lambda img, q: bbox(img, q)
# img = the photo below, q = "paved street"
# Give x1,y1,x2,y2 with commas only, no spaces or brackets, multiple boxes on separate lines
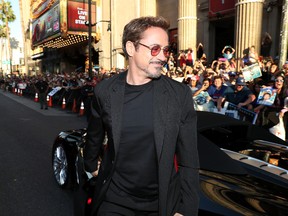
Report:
0,91,88,216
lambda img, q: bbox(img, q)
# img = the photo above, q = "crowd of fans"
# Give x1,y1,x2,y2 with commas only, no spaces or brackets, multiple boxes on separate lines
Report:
0,70,121,121
1,42,288,138
164,43,288,140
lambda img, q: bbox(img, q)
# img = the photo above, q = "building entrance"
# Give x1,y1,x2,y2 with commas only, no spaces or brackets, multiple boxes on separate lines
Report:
212,18,235,60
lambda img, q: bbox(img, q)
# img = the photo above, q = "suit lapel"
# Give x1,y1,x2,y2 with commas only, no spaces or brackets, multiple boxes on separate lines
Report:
153,78,169,161
110,74,126,156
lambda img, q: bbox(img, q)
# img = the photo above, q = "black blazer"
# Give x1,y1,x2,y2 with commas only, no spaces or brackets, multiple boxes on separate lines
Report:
84,71,199,216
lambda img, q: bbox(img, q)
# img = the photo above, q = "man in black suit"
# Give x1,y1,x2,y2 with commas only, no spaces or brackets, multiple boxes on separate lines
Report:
84,16,199,216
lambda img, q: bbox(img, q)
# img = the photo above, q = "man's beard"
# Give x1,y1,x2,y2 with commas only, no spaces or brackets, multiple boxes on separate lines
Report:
145,67,163,79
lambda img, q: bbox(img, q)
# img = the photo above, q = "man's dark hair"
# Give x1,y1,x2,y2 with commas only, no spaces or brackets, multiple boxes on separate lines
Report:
122,16,170,59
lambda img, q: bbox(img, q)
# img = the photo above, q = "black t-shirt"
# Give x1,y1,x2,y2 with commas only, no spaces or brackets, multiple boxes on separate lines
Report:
106,80,158,210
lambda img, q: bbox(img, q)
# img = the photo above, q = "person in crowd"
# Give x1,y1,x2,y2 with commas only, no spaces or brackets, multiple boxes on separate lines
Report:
0,76,5,91
254,74,288,130
193,77,215,111
167,52,176,72
80,77,94,122
192,60,205,82
248,45,259,65
266,63,280,83
197,42,204,60
223,71,237,86
229,57,237,71
261,59,273,81
215,58,231,75
83,16,199,216
222,45,235,61
183,74,201,95
217,77,256,111
261,32,272,57
185,47,194,67
193,59,205,74
177,50,186,71
197,67,216,85
34,75,49,109
207,75,227,106
250,79,265,106
281,61,288,76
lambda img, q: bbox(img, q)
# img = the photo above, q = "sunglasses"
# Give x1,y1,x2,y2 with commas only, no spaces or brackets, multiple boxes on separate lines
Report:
138,42,170,57
275,79,284,83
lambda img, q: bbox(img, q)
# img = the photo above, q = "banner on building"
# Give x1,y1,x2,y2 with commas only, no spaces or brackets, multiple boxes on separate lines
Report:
209,0,236,17
67,0,96,33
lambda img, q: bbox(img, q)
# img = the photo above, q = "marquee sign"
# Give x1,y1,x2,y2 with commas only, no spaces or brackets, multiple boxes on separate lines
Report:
32,1,60,46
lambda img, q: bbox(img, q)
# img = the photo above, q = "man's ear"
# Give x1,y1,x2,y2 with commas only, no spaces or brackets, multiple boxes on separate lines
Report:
126,41,135,57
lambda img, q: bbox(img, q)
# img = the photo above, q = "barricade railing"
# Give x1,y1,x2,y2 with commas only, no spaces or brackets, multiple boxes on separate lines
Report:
4,84,93,119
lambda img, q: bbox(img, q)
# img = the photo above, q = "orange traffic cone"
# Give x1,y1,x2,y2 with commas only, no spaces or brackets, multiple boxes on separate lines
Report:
62,98,66,109
20,89,23,96
34,93,39,102
15,88,18,94
79,101,85,116
46,95,50,105
72,99,77,113
17,89,20,96
48,96,53,107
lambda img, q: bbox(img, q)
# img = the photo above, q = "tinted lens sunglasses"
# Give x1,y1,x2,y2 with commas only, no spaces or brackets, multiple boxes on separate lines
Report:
138,42,170,57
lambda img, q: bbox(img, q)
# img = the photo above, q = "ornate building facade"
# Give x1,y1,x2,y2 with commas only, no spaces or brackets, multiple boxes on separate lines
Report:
18,0,287,75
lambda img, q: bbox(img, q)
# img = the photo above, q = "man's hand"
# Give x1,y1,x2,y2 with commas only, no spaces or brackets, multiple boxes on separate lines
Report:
237,102,245,108
217,105,222,112
91,160,101,177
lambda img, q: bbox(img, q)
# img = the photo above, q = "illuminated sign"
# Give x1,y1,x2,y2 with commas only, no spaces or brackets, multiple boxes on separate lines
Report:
32,2,60,46
67,1,96,32
31,0,56,19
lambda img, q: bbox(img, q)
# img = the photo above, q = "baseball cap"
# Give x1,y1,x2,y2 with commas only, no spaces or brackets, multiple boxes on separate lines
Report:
236,77,246,86
228,71,236,76
187,74,198,81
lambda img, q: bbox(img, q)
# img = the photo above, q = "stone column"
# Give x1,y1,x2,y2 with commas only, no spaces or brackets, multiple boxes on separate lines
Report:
178,0,197,59
235,0,264,71
140,0,156,16
279,0,288,68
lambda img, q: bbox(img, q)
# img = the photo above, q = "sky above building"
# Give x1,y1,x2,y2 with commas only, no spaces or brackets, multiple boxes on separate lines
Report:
10,0,22,43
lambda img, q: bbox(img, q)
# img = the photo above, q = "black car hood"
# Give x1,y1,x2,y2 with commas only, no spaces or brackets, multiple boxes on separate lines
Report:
198,133,247,175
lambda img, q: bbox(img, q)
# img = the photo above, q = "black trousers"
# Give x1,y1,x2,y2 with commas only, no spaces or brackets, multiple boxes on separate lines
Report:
97,201,158,216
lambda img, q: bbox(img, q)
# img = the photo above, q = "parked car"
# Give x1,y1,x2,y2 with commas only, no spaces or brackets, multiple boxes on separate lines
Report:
52,111,288,215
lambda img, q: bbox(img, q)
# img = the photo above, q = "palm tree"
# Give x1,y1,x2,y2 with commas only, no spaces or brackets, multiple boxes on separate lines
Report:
0,24,6,73
0,0,16,74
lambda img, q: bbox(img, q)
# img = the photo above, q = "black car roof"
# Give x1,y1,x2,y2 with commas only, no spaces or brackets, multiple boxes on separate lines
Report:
197,111,248,130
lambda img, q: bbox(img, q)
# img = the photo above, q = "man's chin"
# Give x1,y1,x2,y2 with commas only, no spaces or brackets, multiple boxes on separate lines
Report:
148,71,162,79
148,68,162,79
